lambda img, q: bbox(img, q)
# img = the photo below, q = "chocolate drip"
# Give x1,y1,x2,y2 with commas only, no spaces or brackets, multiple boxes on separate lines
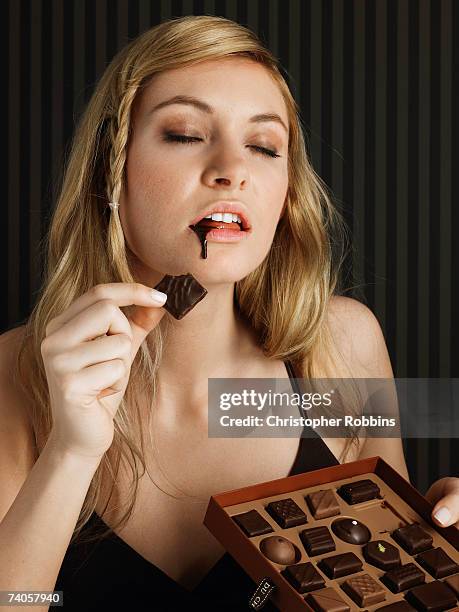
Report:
190,224,212,259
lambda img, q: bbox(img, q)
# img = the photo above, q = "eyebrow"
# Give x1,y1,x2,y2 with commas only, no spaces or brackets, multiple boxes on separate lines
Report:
147,94,289,134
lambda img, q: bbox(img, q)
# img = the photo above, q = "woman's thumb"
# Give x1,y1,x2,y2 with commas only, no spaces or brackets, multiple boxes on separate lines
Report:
128,300,167,359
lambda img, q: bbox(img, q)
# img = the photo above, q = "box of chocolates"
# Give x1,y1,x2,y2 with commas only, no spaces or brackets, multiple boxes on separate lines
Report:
203,456,459,611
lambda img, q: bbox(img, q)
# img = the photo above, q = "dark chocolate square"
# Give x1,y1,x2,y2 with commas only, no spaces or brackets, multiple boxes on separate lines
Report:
299,526,336,556
381,562,425,593
341,572,387,607
305,587,350,612
317,552,363,579
282,562,325,594
153,273,207,320
337,479,380,504
391,524,433,555
305,489,341,519
415,547,459,579
231,509,273,537
265,497,308,529
405,579,457,612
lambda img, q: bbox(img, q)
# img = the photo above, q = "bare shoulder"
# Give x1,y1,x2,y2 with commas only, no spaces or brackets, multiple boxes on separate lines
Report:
326,295,394,378
324,297,409,479
0,324,39,521
0,324,36,460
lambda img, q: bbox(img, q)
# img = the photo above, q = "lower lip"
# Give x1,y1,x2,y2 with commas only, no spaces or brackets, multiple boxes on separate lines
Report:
188,226,251,242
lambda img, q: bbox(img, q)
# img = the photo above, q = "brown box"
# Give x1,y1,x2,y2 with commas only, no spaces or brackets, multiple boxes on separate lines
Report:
203,456,459,611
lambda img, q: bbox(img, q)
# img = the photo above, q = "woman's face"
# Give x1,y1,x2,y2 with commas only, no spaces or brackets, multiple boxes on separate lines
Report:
120,57,289,284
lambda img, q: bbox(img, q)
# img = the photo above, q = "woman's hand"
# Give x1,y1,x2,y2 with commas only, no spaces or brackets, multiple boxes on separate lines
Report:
41,282,168,460
425,477,459,529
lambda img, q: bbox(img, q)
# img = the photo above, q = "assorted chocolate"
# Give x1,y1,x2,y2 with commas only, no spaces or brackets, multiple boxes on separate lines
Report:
153,273,207,319
227,474,459,611
266,497,308,529
363,540,401,570
337,479,381,505
405,580,457,611
391,525,433,555
306,489,341,520
300,526,336,557
380,563,425,593
232,509,273,537
341,573,386,606
260,535,299,565
331,518,371,545
282,562,325,593
415,547,459,579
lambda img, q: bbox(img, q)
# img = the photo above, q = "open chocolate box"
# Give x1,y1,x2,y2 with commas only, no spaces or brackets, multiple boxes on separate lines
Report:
203,456,459,611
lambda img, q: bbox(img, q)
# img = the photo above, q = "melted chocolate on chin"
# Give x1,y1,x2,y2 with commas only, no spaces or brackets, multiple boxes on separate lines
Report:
190,224,212,259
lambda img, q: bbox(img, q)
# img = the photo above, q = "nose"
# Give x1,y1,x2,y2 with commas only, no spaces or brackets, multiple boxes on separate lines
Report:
202,140,249,189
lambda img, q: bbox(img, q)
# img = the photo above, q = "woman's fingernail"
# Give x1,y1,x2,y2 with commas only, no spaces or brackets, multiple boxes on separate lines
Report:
433,506,451,526
150,289,167,305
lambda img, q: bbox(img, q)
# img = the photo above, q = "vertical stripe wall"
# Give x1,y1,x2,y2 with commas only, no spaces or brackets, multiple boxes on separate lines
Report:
5,0,458,493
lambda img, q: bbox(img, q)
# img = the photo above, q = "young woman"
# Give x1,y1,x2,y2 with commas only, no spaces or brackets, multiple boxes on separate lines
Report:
0,15,457,612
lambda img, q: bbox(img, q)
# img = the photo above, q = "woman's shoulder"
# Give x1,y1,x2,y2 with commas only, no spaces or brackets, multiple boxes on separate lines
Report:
0,324,33,432
326,295,393,379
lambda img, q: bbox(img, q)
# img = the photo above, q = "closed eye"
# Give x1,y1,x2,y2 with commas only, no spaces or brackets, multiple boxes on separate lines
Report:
162,133,281,159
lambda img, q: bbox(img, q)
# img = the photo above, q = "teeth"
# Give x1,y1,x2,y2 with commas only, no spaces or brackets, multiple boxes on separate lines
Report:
202,213,243,225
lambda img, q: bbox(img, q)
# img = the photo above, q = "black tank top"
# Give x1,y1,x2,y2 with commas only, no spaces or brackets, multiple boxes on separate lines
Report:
55,360,339,611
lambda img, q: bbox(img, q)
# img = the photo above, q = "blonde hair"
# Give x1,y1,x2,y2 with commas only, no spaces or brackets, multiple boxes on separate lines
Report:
15,15,360,546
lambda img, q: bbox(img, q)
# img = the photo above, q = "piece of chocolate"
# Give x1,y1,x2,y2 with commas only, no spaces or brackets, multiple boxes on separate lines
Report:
391,524,433,555
444,573,459,597
231,509,273,537
415,547,459,579
259,535,298,565
405,579,457,612
331,517,371,544
300,526,336,556
376,602,415,611
305,587,351,612
317,552,363,579
306,489,341,519
282,562,325,593
153,273,207,320
363,540,401,570
381,562,425,593
341,572,387,607
337,479,380,504
265,497,308,529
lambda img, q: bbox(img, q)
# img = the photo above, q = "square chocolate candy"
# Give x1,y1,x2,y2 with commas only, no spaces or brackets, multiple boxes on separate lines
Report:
381,562,425,593
299,526,336,556
341,572,387,607
337,479,380,504
153,273,207,320
265,497,308,529
282,562,325,594
305,489,341,519
405,579,457,612
391,524,433,555
305,587,350,612
317,552,363,579
231,509,273,537
415,547,459,579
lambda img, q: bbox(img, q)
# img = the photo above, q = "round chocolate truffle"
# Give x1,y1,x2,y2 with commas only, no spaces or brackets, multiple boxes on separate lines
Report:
259,535,297,565
331,517,371,544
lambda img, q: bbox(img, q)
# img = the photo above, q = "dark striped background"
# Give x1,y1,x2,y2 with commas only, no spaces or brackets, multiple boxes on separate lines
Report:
5,0,458,493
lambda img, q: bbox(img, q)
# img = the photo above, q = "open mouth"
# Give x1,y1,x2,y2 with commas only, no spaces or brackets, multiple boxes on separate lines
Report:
189,212,250,232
